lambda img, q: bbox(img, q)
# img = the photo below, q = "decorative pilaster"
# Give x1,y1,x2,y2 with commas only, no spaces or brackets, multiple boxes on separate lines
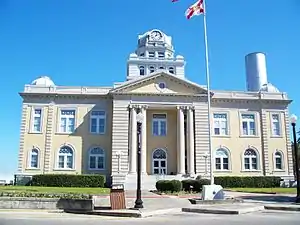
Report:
43,103,55,173
177,106,186,175
259,109,269,175
129,106,137,174
17,104,28,173
187,106,195,176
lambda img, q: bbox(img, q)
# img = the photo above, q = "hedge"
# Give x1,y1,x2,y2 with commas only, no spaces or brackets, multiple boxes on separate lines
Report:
31,174,105,187
214,176,281,188
0,191,92,199
156,176,282,193
156,180,182,192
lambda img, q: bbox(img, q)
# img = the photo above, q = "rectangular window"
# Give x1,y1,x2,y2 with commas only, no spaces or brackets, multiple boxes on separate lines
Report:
275,158,282,170
213,113,228,135
244,158,250,170
32,108,42,132
241,114,256,136
158,52,164,59
271,114,281,136
152,114,167,136
31,155,38,168
90,110,106,134
148,52,155,58
59,109,76,133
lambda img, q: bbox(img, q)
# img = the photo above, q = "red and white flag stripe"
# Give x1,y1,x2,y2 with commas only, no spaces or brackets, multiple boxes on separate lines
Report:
185,0,204,19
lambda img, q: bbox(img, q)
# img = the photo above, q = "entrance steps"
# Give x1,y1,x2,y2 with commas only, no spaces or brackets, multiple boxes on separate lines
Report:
122,174,195,190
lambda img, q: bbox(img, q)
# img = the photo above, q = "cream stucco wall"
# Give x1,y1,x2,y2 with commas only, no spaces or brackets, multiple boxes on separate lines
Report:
23,105,48,174
21,99,113,179
146,109,178,175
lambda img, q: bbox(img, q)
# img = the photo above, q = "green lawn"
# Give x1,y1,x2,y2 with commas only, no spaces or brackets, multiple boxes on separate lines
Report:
226,188,297,194
0,186,110,195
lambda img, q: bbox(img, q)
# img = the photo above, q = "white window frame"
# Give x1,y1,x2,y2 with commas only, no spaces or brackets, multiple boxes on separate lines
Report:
28,148,39,169
139,66,145,75
148,52,155,58
243,148,259,171
152,113,167,136
88,147,105,170
213,113,229,136
89,110,106,134
274,150,284,171
30,107,43,133
58,109,76,133
240,113,257,136
270,113,281,137
149,66,155,73
57,145,75,170
168,67,175,74
158,52,165,59
215,148,230,171
152,148,167,175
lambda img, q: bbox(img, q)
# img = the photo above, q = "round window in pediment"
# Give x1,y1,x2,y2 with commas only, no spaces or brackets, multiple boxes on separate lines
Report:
158,82,166,89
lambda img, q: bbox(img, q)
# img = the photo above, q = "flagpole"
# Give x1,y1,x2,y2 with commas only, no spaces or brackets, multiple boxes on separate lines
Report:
202,0,214,185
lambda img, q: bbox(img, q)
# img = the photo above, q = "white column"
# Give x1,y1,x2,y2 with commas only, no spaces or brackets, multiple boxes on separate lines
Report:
129,106,137,174
141,106,147,174
187,107,195,176
177,106,185,175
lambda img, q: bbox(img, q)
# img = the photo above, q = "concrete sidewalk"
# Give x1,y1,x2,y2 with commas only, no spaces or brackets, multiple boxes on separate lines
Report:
224,191,297,204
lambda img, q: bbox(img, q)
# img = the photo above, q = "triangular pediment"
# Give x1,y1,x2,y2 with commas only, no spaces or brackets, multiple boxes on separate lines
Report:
109,71,208,96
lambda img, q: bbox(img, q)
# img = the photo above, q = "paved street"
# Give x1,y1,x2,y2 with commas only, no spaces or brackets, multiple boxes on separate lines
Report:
0,211,298,225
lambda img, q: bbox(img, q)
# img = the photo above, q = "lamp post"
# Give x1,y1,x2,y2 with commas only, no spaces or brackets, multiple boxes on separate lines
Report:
134,110,144,209
290,114,300,203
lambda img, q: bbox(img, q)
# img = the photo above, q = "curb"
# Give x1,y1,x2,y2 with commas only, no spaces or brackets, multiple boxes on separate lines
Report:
264,205,300,212
65,208,182,218
182,206,265,215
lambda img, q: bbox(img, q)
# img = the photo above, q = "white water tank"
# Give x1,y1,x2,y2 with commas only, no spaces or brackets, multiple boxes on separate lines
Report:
245,52,268,92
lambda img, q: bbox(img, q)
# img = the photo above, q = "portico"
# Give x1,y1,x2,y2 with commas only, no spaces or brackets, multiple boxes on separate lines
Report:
128,103,196,176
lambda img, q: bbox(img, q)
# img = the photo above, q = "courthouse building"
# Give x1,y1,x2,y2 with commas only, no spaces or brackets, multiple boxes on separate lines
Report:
17,29,294,189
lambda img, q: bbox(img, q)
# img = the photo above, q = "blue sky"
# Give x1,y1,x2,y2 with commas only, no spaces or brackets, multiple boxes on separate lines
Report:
0,0,299,179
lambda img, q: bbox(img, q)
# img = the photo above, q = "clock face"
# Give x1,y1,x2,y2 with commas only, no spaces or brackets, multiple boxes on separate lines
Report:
150,31,162,40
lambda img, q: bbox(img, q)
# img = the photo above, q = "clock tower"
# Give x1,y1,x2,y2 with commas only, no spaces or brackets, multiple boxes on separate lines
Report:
126,29,186,81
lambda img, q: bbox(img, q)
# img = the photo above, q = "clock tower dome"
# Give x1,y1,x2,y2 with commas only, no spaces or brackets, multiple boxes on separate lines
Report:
126,29,186,81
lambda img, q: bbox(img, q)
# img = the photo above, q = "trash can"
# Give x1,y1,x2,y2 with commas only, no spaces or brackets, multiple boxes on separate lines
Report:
110,184,126,210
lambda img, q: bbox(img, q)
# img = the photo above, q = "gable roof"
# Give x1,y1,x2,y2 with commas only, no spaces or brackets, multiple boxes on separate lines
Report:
109,70,209,94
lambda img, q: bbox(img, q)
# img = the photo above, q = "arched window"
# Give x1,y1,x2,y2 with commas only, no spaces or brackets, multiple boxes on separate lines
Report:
159,66,165,70
58,146,74,169
152,148,167,175
139,66,145,75
29,149,39,168
149,66,155,73
89,147,105,170
215,148,229,170
275,151,283,170
168,67,175,74
244,148,258,170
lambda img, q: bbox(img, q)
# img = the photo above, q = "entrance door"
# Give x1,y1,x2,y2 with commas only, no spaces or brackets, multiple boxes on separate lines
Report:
152,149,167,175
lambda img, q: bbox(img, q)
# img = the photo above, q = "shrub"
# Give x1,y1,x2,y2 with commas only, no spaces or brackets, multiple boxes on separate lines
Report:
182,179,210,192
214,176,281,188
156,180,182,192
31,174,105,188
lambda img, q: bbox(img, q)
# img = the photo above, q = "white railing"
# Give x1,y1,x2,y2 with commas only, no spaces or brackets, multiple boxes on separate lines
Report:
213,90,289,100
23,85,112,95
